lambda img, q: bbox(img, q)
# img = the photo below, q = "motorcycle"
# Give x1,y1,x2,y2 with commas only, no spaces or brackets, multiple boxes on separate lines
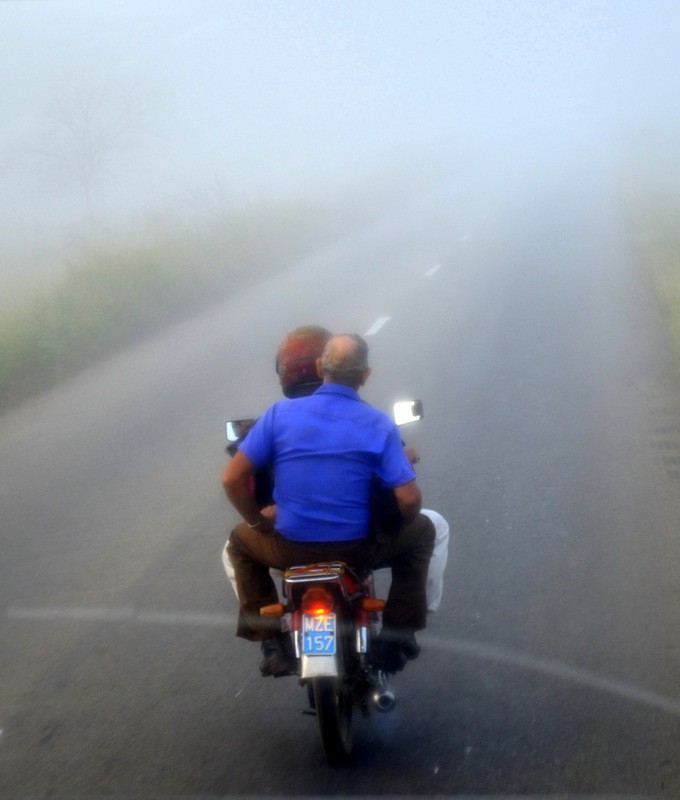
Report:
225,399,424,764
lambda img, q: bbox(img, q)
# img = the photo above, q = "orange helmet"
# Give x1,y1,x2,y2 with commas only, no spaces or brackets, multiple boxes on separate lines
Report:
275,325,332,398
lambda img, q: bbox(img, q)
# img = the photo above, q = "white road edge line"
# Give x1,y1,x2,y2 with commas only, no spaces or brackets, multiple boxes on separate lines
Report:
7,606,136,621
9,605,680,717
425,264,441,277
364,316,390,336
7,606,233,627
421,633,680,719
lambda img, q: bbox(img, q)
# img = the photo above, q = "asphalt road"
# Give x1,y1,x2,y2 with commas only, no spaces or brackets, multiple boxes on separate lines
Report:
2,178,680,798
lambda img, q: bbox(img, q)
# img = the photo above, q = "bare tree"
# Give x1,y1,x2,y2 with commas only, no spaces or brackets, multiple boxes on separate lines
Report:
34,85,147,228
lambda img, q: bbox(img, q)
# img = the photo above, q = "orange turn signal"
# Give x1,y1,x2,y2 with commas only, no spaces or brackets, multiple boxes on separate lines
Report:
360,598,386,612
259,603,286,618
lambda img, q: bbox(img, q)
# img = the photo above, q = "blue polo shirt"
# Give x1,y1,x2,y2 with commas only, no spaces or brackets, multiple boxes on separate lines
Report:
239,384,416,542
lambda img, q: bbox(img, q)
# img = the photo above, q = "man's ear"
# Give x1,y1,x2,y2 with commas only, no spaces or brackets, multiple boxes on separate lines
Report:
359,367,372,386
316,357,323,379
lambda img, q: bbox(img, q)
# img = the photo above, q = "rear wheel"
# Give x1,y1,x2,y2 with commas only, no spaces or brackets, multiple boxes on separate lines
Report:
312,677,353,764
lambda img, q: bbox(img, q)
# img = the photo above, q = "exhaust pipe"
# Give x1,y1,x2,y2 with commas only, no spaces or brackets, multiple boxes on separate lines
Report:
371,671,396,712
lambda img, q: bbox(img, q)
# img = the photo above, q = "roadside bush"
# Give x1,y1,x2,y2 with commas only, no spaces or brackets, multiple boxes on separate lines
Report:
629,195,680,367
0,197,374,411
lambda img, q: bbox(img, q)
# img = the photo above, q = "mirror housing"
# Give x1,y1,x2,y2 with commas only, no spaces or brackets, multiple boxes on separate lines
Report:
225,418,256,442
393,400,423,427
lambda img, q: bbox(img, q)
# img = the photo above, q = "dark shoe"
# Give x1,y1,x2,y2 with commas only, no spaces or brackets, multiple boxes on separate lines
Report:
398,631,421,661
371,630,420,674
372,638,408,674
260,632,296,677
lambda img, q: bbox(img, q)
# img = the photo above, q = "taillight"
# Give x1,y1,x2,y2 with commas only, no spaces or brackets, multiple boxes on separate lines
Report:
301,586,334,616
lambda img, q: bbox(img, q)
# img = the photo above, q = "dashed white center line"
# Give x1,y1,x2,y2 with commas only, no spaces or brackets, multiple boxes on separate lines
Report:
425,264,441,277
364,316,390,336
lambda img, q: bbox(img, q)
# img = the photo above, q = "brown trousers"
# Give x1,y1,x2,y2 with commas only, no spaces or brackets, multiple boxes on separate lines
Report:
227,513,436,641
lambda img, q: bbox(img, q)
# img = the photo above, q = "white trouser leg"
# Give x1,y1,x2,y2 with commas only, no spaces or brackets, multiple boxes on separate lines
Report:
421,509,450,612
222,540,238,597
222,540,283,597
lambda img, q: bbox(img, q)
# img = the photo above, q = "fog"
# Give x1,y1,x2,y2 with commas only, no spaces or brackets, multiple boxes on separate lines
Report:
5,4,680,789
2,0,680,288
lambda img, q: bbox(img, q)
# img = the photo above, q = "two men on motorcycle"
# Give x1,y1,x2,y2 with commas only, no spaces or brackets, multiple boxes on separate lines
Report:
222,328,447,676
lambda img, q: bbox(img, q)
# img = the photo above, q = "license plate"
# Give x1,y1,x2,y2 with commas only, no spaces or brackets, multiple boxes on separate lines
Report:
302,613,336,655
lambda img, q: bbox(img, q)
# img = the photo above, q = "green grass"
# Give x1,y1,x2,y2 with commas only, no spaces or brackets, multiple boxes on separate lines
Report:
0,193,394,413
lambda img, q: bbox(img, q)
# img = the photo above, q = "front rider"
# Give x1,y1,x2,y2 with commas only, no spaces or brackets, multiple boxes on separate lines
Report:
223,334,436,677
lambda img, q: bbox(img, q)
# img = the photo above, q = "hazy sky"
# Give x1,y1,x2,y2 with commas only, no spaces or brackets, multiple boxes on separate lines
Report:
2,1,680,243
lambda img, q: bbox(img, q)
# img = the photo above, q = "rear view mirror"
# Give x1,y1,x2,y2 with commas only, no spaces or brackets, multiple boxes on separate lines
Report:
225,418,256,442
393,400,423,426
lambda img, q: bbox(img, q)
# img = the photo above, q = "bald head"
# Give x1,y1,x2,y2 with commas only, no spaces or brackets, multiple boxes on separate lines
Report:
319,334,371,388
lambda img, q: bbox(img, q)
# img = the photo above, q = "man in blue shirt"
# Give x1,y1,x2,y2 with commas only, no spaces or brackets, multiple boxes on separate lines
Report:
223,334,435,675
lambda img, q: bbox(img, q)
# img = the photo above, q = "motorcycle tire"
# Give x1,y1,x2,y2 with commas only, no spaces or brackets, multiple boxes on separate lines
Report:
311,676,353,764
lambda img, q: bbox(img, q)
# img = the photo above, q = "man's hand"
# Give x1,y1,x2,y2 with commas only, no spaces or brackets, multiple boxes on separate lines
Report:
404,446,420,465
258,504,278,533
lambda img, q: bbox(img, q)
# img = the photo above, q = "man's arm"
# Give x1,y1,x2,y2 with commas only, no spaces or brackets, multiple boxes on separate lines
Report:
222,450,274,532
393,479,422,524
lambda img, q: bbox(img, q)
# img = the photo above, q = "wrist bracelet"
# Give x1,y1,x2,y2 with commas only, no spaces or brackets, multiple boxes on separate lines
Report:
247,519,262,529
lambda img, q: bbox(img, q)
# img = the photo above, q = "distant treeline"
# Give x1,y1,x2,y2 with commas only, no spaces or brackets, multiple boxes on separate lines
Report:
0,195,392,413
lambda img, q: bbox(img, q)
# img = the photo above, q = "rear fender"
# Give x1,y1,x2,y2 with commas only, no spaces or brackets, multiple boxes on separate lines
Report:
284,563,354,679
300,652,339,679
